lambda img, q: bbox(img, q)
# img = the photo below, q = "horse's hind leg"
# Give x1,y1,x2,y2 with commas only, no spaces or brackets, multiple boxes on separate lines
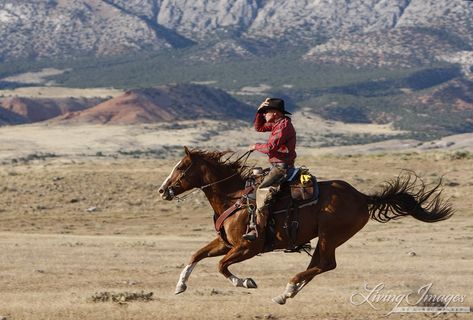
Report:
175,237,230,294
272,239,336,305
218,245,260,289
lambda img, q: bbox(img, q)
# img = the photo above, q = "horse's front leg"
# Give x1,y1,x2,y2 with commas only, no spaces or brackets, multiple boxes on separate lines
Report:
175,237,230,294
218,244,261,289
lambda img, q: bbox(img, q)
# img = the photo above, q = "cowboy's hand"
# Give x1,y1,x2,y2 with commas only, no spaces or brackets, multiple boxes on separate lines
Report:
257,98,270,111
248,144,256,151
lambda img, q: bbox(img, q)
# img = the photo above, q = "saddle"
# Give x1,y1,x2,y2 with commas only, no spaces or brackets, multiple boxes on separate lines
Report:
247,166,319,206
213,166,319,250
248,166,320,251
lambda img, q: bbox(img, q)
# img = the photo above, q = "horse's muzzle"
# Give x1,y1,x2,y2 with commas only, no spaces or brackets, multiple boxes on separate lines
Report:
158,187,174,201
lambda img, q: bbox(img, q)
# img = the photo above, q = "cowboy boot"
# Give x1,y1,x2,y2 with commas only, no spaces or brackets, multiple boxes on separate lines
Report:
242,208,258,241
242,222,258,241
242,188,271,241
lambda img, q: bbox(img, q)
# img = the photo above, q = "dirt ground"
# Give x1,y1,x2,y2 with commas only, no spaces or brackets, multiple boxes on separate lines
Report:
0,152,472,320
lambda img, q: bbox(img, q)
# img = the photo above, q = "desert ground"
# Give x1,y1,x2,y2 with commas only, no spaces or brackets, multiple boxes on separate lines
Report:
0,141,472,319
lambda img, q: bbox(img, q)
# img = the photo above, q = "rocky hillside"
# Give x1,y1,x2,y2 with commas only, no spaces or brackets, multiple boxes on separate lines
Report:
0,104,24,125
302,77,473,139
0,83,253,125
51,83,253,124
304,27,472,68
0,0,471,67
0,96,104,124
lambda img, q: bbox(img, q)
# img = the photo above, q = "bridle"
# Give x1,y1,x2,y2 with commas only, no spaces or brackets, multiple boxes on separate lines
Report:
165,160,195,200
165,150,254,202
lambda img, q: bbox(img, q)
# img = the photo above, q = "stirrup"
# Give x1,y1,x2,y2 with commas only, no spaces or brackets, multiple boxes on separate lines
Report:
242,229,258,241
284,242,312,254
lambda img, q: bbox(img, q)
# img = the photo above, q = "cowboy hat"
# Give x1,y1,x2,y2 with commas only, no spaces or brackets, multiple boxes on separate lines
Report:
257,98,291,115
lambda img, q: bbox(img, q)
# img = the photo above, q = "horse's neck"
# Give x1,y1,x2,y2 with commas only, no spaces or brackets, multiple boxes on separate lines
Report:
201,167,245,215
203,186,244,215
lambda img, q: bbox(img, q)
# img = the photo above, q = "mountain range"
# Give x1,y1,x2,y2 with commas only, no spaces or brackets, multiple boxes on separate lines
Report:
0,0,472,142
0,0,472,69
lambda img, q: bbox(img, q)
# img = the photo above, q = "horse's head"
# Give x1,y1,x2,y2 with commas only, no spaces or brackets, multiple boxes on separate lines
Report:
158,146,204,201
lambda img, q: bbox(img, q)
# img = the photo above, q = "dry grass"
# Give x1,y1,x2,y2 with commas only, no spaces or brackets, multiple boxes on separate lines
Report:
0,154,472,319
1,68,66,85
2,122,473,168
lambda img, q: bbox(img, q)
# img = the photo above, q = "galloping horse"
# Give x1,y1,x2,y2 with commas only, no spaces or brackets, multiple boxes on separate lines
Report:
158,147,453,304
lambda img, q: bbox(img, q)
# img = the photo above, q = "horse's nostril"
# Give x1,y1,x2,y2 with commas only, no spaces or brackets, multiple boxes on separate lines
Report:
158,188,164,194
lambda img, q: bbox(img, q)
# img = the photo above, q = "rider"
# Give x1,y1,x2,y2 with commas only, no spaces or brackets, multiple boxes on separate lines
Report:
243,98,296,241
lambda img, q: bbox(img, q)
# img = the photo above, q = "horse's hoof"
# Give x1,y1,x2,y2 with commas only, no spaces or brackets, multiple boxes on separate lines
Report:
272,295,286,305
174,283,187,295
243,278,258,289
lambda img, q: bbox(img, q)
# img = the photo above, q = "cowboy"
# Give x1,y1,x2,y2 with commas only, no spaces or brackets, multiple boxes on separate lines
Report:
243,98,296,241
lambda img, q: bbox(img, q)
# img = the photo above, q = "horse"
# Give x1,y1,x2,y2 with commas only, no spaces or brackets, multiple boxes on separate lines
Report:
158,147,453,305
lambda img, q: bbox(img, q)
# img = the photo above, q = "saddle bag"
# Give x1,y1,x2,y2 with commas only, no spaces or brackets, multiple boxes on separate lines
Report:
290,168,315,201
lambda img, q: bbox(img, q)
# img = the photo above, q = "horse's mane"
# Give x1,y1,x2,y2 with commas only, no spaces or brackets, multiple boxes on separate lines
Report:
189,148,251,179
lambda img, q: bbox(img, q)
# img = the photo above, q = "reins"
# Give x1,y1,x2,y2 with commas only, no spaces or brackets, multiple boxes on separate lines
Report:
200,150,253,190
174,150,253,202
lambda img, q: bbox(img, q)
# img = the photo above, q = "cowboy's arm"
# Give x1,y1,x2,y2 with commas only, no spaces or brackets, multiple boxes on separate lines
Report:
254,122,288,154
254,112,273,132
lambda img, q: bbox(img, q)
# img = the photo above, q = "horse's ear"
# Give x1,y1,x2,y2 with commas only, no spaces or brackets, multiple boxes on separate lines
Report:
184,146,191,157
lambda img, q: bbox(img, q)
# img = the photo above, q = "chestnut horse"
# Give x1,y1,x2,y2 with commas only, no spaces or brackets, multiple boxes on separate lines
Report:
158,147,453,304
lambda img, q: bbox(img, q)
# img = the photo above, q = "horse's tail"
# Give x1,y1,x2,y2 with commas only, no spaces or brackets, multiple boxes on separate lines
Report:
366,172,454,223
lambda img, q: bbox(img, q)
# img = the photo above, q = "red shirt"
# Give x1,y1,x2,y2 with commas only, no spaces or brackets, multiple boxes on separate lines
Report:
254,113,297,166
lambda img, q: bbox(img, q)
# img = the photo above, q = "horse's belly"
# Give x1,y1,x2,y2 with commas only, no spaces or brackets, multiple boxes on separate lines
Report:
271,208,319,249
